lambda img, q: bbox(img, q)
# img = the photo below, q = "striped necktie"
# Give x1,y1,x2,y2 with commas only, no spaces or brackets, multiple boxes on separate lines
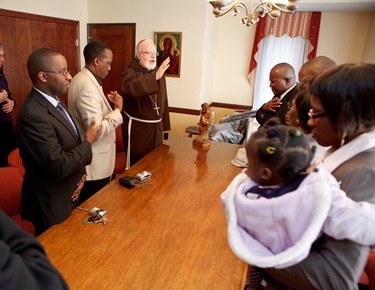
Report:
56,102,78,136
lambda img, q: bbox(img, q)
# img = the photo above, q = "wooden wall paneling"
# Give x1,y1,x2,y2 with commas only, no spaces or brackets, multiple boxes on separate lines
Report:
0,14,32,123
0,9,80,122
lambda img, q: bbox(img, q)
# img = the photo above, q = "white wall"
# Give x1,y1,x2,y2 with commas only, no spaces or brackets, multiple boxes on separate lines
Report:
87,0,255,109
362,13,375,63
87,0,209,110
208,14,255,106
1,1,374,109
317,12,374,64
0,0,88,66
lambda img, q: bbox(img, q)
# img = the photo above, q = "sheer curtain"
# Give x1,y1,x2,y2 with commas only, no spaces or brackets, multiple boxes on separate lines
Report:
248,12,321,110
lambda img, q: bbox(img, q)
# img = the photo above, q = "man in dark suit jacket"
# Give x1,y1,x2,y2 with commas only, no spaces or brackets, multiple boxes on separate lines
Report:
16,48,101,236
0,210,68,288
255,63,297,126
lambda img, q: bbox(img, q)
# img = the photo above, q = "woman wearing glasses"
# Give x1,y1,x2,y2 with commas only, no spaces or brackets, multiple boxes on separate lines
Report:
286,80,328,164
266,63,375,290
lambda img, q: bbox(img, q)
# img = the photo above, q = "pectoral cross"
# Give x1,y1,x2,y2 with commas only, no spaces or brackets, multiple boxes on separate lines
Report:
149,95,160,116
154,105,160,116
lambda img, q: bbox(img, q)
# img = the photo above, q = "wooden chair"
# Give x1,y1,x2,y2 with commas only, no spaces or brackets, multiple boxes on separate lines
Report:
113,125,126,175
360,251,375,290
367,251,375,290
0,167,35,235
7,148,25,176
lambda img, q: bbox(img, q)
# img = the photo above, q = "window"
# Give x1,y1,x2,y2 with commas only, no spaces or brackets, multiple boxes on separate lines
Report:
248,12,321,110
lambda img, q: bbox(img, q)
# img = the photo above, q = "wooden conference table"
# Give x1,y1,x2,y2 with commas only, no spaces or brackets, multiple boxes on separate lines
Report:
38,136,247,289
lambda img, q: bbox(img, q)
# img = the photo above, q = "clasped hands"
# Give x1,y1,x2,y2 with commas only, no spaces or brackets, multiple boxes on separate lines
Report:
0,89,15,113
262,97,282,113
84,91,122,145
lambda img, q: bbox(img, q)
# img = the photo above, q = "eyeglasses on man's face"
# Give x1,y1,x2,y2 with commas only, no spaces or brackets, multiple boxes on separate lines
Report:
269,78,284,86
269,79,278,85
139,51,159,56
43,68,71,77
308,108,327,119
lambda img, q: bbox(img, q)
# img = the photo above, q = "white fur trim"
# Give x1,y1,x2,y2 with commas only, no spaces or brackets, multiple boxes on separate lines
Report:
221,172,332,268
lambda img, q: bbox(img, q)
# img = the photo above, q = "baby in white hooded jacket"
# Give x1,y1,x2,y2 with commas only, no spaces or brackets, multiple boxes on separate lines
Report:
222,119,375,269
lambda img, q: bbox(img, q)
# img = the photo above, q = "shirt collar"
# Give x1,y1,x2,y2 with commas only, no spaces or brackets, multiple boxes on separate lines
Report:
33,87,59,107
322,130,375,173
85,66,102,86
280,83,297,100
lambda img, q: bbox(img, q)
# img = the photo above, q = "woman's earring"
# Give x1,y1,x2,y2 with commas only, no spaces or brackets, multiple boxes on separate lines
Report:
340,132,347,147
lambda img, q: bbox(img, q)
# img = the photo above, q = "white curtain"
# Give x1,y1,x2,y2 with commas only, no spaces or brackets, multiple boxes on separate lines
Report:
252,35,310,110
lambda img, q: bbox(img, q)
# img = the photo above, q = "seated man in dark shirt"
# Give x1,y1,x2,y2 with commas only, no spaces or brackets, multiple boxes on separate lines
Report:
255,63,297,126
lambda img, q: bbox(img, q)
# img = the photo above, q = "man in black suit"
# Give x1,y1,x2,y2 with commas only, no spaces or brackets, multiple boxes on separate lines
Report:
0,210,68,288
16,48,101,236
255,63,297,126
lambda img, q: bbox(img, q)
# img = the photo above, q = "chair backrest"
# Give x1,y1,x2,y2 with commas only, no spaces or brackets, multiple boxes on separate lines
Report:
7,148,25,176
0,167,23,216
0,167,35,235
115,125,124,152
113,125,126,175
366,251,375,290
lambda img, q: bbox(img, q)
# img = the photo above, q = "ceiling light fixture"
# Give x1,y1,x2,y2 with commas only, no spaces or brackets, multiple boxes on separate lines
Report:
208,0,299,26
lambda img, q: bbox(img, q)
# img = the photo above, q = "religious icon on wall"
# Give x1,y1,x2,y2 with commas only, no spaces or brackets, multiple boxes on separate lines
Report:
154,32,182,78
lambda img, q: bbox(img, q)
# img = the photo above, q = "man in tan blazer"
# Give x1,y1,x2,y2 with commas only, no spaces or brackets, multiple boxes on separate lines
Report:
68,41,123,204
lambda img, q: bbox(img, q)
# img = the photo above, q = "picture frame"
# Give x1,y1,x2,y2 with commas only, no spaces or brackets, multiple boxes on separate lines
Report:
154,32,182,78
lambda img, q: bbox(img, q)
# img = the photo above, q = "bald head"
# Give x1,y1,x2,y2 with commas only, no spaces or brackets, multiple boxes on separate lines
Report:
299,56,337,82
136,39,155,54
269,63,296,96
271,63,296,80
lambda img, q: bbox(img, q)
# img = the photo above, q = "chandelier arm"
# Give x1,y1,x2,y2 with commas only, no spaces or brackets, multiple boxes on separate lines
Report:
233,2,250,24
209,0,299,26
250,2,272,16
212,0,242,18
269,3,293,13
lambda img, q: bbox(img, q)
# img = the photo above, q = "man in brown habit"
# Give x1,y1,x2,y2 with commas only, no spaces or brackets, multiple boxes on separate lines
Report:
121,39,171,168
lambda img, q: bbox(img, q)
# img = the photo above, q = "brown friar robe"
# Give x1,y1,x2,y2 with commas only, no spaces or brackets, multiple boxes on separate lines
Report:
121,58,171,166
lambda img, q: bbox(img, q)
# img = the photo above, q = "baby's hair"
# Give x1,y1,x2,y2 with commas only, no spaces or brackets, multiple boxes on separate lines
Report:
247,118,313,182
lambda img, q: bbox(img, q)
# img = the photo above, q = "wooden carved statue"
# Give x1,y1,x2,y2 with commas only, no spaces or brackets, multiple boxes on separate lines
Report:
193,103,212,147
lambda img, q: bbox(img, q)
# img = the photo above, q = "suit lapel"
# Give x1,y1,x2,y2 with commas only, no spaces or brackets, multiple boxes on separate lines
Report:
31,89,81,142
281,85,297,103
56,101,82,142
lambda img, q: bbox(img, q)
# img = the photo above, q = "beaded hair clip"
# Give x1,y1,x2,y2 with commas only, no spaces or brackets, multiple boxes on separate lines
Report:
266,146,276,154
294,129,302,137
267,127,279,138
